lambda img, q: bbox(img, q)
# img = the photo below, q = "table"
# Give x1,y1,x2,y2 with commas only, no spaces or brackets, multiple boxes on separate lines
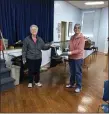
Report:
1,48,51,68
83,50,94,69
61,50,95,71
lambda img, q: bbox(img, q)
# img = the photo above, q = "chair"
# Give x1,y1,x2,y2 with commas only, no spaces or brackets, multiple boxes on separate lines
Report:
84,40,98,52
50,47,62,67
98,80,109,113
84,39,92,50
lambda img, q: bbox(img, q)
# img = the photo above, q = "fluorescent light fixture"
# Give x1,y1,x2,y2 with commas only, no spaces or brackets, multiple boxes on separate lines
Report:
85,1,104,5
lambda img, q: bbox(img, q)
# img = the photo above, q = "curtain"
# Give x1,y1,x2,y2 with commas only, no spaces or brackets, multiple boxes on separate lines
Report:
0,0,54,45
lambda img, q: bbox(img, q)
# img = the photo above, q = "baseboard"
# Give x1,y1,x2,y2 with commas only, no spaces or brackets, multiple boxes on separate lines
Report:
41,62,50,69
97,52,105,55
105,53,108,56
104,51,108,54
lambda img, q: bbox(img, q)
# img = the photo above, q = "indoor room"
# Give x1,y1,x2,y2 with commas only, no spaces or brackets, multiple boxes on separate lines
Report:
0,0,108,113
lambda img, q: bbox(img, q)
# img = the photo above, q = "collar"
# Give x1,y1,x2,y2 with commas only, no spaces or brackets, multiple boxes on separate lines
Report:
74,33,83,39
30,35,39,39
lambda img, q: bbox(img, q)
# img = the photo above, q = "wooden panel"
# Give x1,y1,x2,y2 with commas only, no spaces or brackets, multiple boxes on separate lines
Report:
0,54,107,113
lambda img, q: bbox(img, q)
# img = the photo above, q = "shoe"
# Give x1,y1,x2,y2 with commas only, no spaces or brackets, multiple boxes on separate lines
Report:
35,82,42,87
75,88,82,93
28,83,32,88
66,84,76,88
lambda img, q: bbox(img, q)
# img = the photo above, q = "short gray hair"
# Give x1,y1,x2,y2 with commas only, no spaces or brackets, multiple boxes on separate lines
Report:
30,24,38,30
74,23,81,30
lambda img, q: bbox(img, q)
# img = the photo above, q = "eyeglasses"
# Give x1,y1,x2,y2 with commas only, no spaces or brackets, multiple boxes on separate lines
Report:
74,27,80,29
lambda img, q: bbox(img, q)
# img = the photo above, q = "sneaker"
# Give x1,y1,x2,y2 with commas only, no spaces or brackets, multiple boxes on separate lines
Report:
75,88,82,93
35,82,42,87
66,84,76,88
28,83,32,88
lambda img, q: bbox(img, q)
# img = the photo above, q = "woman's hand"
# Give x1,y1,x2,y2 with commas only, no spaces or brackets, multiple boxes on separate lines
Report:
23,59,26,64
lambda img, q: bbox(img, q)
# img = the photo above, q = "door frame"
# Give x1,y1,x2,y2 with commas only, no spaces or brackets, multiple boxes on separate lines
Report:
61,21,67,51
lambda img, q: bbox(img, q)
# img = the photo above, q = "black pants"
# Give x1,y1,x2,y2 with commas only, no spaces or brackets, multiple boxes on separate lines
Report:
26,58,42,83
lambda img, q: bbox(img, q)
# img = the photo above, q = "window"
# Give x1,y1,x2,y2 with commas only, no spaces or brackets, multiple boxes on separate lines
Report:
82,11,95,39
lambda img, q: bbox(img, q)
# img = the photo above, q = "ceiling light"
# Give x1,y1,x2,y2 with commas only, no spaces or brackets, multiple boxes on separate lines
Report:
85,1,104,5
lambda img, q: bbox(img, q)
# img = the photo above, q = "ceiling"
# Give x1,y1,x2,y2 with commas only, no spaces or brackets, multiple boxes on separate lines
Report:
67,1,108,9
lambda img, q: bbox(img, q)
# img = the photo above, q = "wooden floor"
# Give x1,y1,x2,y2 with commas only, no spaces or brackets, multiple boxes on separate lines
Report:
0,54,108,113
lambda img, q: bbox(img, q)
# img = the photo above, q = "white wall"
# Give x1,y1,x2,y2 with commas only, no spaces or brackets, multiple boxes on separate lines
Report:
82,9,101,46
82,7,108,53
98,7,108,53
54,1,108,53
53,1,82,41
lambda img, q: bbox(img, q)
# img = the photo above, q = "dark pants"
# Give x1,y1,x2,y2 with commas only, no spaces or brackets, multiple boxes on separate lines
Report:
26,58,42,83
69,59,83,89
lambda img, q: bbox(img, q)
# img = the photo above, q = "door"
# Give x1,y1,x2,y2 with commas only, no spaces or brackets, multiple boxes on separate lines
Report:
61,21,67,51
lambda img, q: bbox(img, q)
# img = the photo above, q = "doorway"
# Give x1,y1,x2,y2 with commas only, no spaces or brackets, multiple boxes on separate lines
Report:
61,21,67,51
